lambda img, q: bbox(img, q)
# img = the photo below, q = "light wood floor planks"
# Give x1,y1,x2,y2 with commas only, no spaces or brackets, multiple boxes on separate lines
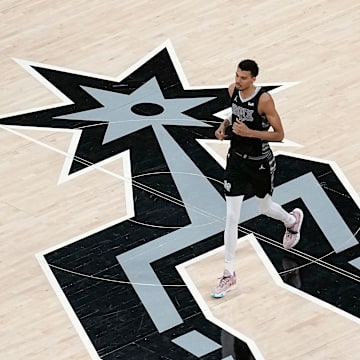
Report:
179,235,360,360
1,1,359,359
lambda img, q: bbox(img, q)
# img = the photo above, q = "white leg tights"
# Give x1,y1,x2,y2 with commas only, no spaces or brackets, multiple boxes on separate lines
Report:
224,195,244,273
223,194,295,273
256,194,295,227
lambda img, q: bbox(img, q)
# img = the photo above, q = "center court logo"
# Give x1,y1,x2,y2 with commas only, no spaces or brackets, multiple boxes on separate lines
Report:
2,41,359,359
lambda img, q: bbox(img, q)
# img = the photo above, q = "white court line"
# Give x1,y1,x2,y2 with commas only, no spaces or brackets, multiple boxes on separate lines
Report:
176,234,266,360
176,232,360,360
3,38,359,359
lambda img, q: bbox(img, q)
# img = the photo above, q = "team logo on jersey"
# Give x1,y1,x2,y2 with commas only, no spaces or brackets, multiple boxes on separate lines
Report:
232,103,254,122
2,41,359,359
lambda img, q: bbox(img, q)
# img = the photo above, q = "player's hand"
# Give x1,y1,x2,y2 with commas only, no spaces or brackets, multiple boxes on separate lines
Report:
215,124,228,140
232,118,252,137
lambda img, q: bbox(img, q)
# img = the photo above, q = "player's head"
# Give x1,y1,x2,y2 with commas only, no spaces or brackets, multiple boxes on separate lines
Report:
238,59,259,77
235,59,258,90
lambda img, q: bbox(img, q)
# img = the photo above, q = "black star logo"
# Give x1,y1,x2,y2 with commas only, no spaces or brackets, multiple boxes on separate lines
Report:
1,42,280,177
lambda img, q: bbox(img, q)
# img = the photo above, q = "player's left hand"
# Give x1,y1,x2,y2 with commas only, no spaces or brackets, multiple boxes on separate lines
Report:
232,118,252,137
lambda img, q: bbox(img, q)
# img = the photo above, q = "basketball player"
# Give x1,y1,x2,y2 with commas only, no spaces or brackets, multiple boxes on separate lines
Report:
211,59,303,298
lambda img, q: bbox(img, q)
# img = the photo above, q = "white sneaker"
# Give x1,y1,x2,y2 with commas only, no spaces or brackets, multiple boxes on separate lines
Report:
210,270,236,298
283,208,304,249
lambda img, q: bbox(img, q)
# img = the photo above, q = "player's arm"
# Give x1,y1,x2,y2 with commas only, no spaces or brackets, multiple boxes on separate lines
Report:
215,83,235,140
232,92,284,142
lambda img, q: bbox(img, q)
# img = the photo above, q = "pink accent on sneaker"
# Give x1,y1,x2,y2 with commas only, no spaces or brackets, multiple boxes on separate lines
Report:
283,208,304,249
210,270,237,298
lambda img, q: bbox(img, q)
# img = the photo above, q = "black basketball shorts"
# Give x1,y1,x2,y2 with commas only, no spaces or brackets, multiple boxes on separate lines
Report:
223,150,276,198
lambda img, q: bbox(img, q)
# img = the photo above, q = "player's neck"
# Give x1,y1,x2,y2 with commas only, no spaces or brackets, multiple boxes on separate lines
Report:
240,85,256,99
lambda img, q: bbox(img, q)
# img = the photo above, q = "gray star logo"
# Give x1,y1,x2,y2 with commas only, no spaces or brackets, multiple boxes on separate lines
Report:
55,77,214,144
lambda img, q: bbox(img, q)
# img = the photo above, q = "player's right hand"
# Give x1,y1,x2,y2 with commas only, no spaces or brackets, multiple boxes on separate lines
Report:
215,125,227,140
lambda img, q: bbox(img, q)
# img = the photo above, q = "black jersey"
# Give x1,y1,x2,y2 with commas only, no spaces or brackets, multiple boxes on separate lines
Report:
228,86,272,158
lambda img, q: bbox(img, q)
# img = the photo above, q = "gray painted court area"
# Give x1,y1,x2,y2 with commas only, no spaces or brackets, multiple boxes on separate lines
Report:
117,152,356,334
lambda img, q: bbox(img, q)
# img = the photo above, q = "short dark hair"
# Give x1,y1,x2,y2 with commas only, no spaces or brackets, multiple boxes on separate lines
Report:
238,59,259,77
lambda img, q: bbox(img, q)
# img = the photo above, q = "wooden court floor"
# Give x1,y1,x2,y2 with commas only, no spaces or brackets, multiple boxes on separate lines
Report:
1,1,360,359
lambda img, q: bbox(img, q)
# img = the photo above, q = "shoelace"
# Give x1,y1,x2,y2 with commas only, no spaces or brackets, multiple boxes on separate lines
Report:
218,275,232,287
286,228,298,235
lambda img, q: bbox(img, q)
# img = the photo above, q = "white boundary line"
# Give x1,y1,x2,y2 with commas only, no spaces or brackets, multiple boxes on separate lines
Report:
176,232,360,359
36,253,101,359
176,235,266,360
2,39,359,359
274,150,360,203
